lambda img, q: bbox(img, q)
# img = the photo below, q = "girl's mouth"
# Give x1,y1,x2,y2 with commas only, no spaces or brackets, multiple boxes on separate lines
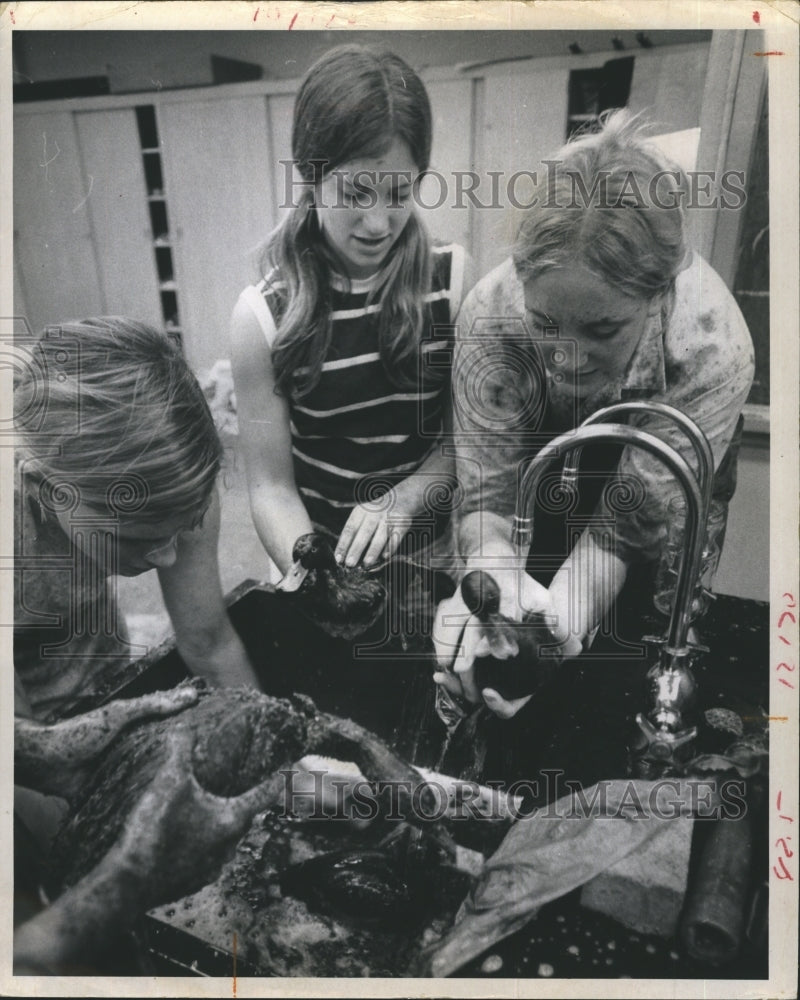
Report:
353,235,390,251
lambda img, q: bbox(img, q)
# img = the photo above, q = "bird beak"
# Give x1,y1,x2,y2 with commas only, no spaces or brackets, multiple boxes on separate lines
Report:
276,560,309,592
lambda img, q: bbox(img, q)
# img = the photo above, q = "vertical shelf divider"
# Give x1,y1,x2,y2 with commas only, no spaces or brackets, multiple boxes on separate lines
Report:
135,104,183,349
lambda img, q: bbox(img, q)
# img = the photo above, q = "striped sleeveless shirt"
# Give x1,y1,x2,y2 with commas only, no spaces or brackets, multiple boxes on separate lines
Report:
240,243,465,540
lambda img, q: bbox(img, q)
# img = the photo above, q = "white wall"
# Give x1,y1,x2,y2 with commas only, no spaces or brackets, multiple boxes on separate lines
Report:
715,436,769,601
14,30,711,90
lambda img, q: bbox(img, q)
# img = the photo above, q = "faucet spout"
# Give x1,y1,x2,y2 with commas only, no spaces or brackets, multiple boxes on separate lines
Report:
513,421,705,658
561,401,714,524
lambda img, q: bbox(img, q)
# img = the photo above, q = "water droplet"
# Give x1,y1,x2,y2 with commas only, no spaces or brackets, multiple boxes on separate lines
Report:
481,954,503,974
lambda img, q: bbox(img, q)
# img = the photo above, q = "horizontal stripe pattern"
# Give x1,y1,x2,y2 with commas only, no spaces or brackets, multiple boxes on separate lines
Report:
259,245,459,534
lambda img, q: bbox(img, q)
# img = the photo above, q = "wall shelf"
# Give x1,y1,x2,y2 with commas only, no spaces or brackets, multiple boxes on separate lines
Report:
136,103,182,344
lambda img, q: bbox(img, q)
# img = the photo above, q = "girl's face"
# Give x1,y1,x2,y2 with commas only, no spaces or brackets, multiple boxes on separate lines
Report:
316,137,419,279
523,266,662,398
55,505,202,576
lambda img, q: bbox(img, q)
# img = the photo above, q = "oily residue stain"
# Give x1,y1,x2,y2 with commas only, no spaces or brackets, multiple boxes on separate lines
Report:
698,311,717,333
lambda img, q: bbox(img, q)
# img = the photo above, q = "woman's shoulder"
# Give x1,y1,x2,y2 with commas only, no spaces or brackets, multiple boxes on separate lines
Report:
670,253,753,349
241,265,286,303
459,257,523,317
233,265,287,348
665,253,755,391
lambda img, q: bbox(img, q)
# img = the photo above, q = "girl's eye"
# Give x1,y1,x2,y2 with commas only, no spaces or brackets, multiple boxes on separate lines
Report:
589,327,621,341
341,188,373,208
527,313,557,335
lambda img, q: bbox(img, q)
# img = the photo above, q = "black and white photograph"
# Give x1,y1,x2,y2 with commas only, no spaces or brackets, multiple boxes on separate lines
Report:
2,2,797,995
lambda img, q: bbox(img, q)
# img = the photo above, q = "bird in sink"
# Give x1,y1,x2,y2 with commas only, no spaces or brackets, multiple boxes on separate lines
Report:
276,532,387,639
460,570,562,701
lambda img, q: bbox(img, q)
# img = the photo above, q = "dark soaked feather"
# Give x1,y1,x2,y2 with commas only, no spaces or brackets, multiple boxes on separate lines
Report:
462,570,562,700
277,533,387,639
279,849,414,926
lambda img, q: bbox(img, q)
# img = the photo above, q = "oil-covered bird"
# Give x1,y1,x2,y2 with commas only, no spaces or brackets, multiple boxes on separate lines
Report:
276,532,387,639
460,569,562,701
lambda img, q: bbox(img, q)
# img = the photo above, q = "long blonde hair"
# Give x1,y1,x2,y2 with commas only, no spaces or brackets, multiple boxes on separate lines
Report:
14,318,221,523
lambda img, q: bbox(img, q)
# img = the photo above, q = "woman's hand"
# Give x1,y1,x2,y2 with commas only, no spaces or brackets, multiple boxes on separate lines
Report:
15,685,200,802
431,570,560,719
335,488,415,568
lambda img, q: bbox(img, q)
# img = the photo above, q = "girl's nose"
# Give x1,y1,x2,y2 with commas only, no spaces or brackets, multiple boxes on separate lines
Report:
361,203,391,235
143,536,179,568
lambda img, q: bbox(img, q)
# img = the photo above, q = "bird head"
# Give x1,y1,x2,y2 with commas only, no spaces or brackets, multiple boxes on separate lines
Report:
276,532,336,592
460,570,502,619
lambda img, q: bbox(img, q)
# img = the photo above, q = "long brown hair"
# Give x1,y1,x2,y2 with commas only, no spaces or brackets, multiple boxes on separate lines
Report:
261,44,434,400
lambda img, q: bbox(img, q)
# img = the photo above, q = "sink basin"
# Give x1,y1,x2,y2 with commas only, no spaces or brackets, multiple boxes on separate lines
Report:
101,579,448,765
74,580,770,980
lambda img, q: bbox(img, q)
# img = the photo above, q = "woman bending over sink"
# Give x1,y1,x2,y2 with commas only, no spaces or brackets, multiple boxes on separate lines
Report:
434,109,755,720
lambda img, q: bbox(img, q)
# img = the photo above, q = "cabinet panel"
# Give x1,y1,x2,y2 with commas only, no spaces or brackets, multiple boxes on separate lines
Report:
74,108,162,327
158,96,274,374
628,45,709,136
268,93,295,226
14,111,104,332
420,78,474,258
475,68,570,278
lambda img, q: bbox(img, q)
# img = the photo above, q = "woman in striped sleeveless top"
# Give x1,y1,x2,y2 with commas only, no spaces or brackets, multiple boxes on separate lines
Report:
230,45,466,578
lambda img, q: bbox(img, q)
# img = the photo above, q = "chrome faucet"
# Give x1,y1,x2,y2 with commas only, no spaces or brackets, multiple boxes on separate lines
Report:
512,408,713,774
561,401,714,518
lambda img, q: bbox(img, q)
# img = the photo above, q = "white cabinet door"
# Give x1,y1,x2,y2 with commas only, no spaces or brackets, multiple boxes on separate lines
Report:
267,93,295,225
158,96,274,375
74,108,162,327
475,68,570,279
14,111,104,333
420,78,473,257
